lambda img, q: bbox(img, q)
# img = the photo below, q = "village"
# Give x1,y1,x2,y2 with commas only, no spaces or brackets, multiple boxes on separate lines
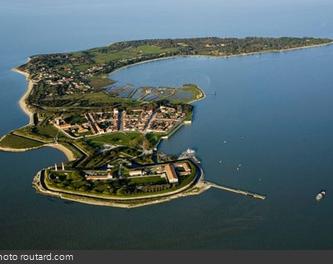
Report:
52,105,187,137
26,54,112,98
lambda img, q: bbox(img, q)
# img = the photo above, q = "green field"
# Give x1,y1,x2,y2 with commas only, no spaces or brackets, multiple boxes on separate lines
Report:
13,124,64,143
51,92,139,109
128,176,167,185
145,132,162,147
90,44,178,64
181,84,205,101
87,132,146,148
0,134,44,149
89,75,114,89
165,84,204,104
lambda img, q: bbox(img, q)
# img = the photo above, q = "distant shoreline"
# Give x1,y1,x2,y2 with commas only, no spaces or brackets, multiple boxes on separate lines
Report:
109,41,333,79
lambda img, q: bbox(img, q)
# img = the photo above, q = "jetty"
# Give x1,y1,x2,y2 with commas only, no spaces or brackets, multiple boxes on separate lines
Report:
207,181,266,200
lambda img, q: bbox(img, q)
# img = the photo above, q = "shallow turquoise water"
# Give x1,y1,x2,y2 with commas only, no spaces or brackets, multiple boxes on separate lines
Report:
1,0,333,249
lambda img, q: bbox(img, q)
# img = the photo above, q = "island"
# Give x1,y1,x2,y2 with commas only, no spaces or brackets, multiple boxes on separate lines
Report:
0,37,332,208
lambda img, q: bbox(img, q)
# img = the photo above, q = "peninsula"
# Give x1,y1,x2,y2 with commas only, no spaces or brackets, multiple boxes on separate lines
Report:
1,37,332,207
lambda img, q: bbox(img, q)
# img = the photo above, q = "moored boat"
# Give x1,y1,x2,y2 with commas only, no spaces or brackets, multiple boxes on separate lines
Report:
316,190,326,201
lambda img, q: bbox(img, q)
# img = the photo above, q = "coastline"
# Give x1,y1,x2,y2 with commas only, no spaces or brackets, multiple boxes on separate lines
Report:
12,67,34,125
14,40,333,121
0,143,76,162
34,179,211,209
9,66,76,161
33,165,209,208
14,40,333,130
188,85,206,104
108,41,333,80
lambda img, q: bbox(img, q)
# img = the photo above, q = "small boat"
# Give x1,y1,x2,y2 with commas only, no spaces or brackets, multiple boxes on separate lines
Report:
315,190,326,201
186,148,195,154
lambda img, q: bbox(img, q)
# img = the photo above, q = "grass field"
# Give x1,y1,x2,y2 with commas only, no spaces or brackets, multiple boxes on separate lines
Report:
87,132,145,148
182,84,204,101
89,74,114,89
145,132,162,147
0,134,44,149
128,176,167,185
56,92,139,108
167,84,204,104
14,124,64,143
90,45,178,64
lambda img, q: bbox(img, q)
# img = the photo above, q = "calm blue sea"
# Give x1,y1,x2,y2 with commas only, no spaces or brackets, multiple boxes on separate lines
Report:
1,0,333,249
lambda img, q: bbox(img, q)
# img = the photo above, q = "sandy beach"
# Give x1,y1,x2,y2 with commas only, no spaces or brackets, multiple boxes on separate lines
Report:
8,67,76,161
45,143,76,161
12,67,34,125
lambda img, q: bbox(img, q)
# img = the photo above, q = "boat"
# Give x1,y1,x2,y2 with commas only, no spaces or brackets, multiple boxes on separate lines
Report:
186,148,195,154
179,148,200,163
315,190,326,201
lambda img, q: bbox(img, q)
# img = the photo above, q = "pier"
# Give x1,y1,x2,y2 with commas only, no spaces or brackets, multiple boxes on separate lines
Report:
208,182,266,200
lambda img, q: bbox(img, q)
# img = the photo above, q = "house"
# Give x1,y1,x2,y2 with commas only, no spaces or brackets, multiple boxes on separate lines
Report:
129,170,143,177
164,164,178,184
84,170,113,181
